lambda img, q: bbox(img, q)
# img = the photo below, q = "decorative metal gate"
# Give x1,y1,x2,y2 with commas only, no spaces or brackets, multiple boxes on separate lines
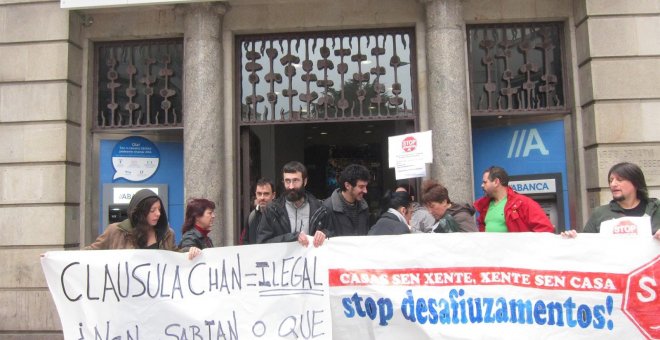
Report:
236,28,417,125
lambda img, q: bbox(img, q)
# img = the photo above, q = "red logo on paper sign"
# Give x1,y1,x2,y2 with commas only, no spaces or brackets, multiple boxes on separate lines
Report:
613,220,639,235
622,255,660,339
402,136,417,152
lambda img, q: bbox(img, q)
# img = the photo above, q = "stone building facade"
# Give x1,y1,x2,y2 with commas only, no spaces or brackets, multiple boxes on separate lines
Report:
0,0,658,337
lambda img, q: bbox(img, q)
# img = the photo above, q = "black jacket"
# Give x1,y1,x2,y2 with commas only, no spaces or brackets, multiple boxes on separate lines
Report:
256,192,330,243
178,228,213,251
368,212,410,236
323,189,370,236
241,207,263,245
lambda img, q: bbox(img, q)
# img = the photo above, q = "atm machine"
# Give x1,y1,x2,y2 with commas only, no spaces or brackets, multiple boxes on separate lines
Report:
101,183,168,231
508,173,564,233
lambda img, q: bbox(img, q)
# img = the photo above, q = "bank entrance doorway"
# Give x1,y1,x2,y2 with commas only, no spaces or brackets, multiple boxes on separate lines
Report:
239,119,415,238
235,28,419,242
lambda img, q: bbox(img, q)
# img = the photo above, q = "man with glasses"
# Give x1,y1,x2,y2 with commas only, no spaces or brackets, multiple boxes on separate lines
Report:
257,161,331,247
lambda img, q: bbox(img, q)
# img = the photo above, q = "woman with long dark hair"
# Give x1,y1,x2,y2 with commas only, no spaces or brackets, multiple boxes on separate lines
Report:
86,189,176,250
179,198,216,257
368,191,412,236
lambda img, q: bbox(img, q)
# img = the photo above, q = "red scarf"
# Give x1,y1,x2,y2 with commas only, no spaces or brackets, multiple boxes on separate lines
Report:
194,224,210,238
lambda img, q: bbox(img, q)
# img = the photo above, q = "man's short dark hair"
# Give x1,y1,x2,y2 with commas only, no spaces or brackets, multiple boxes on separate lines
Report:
282,161,307,180
338,164,370,192
255,178,275,193
485,166,509,186
608,162,648,201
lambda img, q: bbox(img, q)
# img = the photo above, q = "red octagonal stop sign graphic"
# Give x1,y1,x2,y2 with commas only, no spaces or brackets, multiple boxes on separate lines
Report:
402,136,417,152
622,255,660,339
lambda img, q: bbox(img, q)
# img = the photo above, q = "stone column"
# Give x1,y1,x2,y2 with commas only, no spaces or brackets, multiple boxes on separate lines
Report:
182,2,228,246
421,0,473,203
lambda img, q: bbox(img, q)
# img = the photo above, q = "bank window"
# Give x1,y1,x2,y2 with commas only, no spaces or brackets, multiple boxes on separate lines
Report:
467,22,567,117
236,28,417,124
95,39,183,130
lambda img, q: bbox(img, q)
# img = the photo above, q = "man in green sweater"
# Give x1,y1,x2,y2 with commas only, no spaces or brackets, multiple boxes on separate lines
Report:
582,162,659,239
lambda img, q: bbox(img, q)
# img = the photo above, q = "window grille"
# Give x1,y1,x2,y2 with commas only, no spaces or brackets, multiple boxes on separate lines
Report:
236,28,417,124
467,22,567,116
95,39,183,130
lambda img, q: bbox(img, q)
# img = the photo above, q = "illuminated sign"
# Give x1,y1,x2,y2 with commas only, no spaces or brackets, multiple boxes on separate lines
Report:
509,178,556,194
112,187,159,204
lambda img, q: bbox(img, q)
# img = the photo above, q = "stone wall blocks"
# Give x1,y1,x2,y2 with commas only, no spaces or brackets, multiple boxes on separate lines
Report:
590,58,660,100
0,123,72,163
574,19,591,65
0,2,69,43
592,101,660,144
585,0,660,16
0,43,72,82
585,145,660,189
0,164,81,204
464,0,571,21
587,17,660,57
577,62,594,105
0,290,62,331
0,249,52,288
0,206,80,246
0,82,80,123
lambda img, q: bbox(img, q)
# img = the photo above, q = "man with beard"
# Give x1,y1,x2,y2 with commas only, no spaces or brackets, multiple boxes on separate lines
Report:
324,164,371,236
474,166,554,233
581,162,660,238
257,161,331,247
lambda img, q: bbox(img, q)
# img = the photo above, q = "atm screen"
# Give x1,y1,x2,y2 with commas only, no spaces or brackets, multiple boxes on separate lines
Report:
108,204,128,224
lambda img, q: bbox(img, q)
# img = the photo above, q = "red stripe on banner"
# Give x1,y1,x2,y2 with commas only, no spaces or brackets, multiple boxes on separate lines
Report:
328,267,628,293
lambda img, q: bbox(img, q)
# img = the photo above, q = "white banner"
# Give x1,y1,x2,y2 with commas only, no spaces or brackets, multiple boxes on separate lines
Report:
42,233,660,339
42,243,331,339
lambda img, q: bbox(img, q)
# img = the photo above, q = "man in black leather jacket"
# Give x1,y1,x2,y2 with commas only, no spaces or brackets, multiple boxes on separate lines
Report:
257,161,331,247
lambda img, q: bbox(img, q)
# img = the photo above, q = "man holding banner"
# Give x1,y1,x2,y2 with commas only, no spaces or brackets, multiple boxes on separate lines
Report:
582,162,660,238
257,161,331,247
324,164,371,236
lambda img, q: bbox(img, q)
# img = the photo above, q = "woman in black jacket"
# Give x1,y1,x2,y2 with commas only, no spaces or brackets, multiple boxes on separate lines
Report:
368,191,412,236
179,198,216,257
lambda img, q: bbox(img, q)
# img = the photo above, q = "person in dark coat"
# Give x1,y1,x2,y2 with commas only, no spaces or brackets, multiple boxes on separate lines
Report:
257,161,331,247
86,189,176,250
179,198,216,257
422,179,478,233
324,164,371,236
241,178,276,245
368,191,412,236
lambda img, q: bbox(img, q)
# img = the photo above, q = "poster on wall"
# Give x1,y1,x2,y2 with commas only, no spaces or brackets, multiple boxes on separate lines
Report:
111,136,160,182
388,130,433,180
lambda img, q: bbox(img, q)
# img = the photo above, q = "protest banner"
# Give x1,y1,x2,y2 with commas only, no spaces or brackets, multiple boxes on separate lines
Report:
327,233,659,339
42,233,659,339
41,242,331,340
